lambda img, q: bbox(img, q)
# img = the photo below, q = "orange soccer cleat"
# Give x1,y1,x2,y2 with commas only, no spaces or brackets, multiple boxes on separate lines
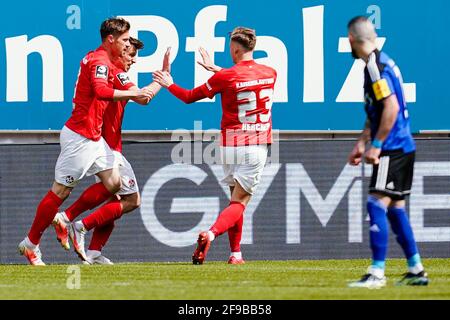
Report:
192,231,211,265
18,239,45,266
52,212,70,250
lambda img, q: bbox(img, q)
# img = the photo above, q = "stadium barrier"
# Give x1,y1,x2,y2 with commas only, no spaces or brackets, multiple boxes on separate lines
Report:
0,138,449,264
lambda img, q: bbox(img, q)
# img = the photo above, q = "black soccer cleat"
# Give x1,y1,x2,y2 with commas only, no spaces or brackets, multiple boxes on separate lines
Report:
396,271,429,286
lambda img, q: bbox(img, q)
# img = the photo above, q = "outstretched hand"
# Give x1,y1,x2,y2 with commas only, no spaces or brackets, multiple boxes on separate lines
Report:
162,47,171,73
197,47,222,73
153,70,173,88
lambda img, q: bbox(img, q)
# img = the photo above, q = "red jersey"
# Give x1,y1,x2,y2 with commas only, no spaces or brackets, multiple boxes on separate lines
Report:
199,60,277,146
65,46,117,141
101,70,135,152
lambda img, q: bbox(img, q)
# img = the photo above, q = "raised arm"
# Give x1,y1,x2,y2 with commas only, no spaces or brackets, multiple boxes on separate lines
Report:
197,47,222,73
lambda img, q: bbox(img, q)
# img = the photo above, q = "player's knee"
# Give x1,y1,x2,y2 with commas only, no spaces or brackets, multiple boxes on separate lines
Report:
130,192,141,210
231,181,252,205
121,193,140,214
134,193,141,209
51,182,72,200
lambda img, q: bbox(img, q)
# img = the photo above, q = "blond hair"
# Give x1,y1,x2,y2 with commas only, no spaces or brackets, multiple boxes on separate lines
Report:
230,27,257,51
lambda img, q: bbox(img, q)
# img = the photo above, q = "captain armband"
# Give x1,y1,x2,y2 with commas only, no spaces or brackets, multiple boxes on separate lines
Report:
372,78,392,101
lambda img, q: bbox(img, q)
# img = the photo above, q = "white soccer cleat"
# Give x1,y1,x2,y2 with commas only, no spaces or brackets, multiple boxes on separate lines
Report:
348,267,387,289
84,250,114,265
68,221,88,262
18,238,46,266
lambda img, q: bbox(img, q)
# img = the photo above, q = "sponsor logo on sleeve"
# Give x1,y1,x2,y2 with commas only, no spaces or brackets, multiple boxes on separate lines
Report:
95,65,108,79
117,73,131,86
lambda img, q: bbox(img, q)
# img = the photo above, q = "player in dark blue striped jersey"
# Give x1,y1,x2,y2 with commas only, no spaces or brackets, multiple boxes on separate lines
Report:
346,16,428,289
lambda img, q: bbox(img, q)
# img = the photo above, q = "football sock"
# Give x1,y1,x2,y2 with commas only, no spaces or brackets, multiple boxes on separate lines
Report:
228,213,244,252
28,190,63,245
65,182,113,221
367,195,388,269
82,199,123,231
86,250,101,259
210,201,246,237
230,252,242,259
387,206,422,271
207,231,215,242
24,236,37,249
88,222,115,251
407,254,424,274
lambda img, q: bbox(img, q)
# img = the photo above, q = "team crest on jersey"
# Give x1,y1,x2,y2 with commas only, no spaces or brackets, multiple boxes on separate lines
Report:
117,73,131,86
128,178,136,188
95,65,108,79
65,176,75,185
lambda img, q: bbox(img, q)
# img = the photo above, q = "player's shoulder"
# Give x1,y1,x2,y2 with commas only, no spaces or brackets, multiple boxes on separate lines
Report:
373,50,398,74
89,47,112,65
253,61,275,71
379,52,399,75
231,61,277,76
209,67,235,83
247,61,277,80
113,66,126,76
367,50,393,81
256,62,277,77
115,70,133,87
80,50,96,65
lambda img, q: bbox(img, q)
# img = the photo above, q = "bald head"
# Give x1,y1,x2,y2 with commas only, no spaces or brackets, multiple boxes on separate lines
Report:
348,16,377,43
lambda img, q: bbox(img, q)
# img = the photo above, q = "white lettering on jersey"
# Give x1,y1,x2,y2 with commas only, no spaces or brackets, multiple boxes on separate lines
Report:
241,123,271,131
236,78,274,89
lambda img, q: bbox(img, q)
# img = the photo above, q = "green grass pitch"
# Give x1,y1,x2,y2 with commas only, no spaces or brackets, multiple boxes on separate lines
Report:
0,258,449,300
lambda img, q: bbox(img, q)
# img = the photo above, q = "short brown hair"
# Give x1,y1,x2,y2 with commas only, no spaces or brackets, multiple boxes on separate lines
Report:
100,17,130,40
230,27,256,51
129,37,144,50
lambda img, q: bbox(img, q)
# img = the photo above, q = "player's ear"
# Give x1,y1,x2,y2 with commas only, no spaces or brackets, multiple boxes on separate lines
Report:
107,34,114,44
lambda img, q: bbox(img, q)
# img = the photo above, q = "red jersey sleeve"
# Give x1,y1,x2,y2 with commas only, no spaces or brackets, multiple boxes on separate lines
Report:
199,70,228,99
168,84,208,104
90,58,114,99
113,71,136,90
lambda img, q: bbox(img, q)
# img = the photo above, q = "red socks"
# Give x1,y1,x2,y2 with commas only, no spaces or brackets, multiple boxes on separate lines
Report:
65,182,113,221
228,214,244,252
28,190,63,245
89,222,115,251
82,199,123,231
210,201,246,237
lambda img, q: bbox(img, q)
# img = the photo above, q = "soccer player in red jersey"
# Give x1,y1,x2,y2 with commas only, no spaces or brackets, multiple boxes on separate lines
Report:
18,18,152,265
52,39,169,264
153,27,277,265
